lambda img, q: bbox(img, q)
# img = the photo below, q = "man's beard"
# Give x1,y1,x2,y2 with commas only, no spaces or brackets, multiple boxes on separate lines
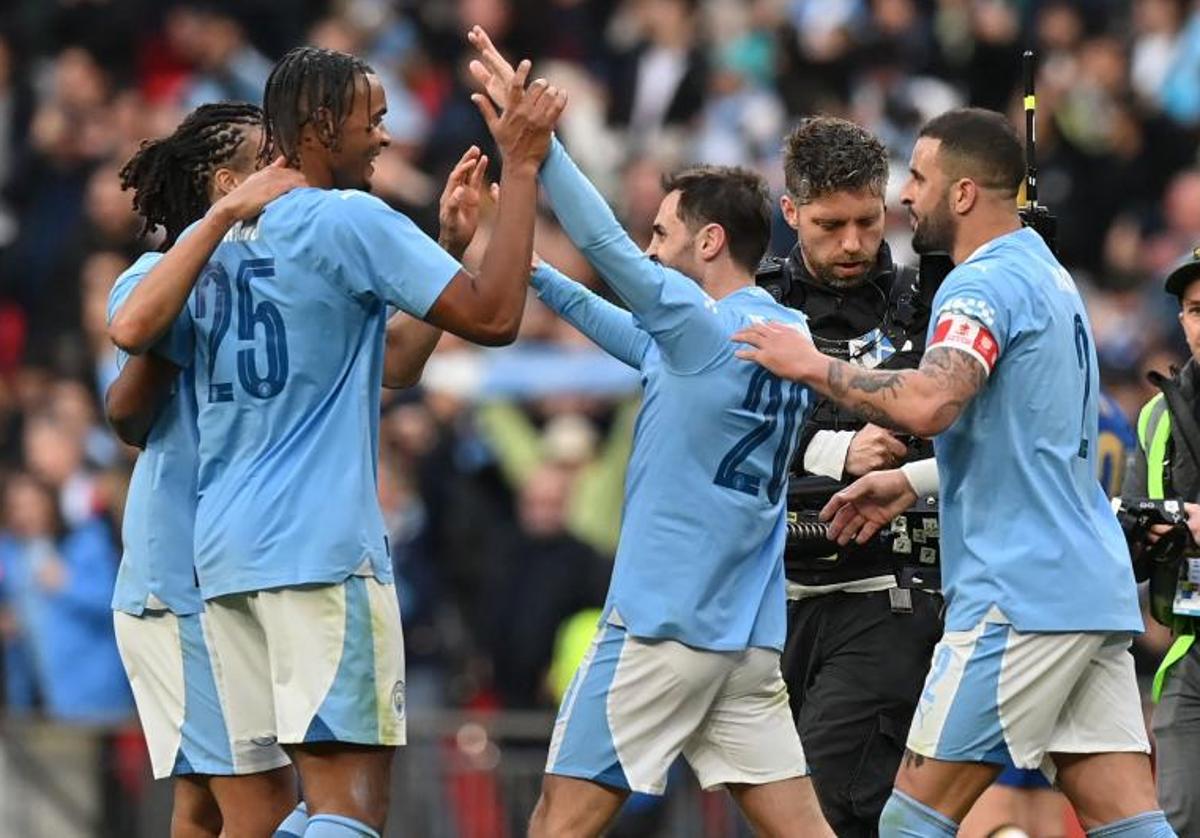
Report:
808,257,877,290
911,205,956,255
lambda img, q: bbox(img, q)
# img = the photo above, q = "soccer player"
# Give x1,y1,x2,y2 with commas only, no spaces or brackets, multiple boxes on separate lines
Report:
107,102,303,838
468,28,833,838
733,108,1173,837
111,46,564,838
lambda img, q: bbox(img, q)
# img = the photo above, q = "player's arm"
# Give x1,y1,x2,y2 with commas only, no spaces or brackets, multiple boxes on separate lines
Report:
532,262,651,369
105,353,180,447
422,62,567,346
108,159,306,354
381,147,491,388
467,27,720,369
733,315,992,438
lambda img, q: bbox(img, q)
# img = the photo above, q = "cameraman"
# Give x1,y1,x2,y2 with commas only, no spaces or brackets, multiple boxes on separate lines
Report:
1123,250,1200,837
763,117,944,837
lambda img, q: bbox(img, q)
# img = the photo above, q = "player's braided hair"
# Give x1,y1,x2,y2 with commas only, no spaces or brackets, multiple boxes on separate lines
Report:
782,116,889,204
262,46,373,167
118,102,263,247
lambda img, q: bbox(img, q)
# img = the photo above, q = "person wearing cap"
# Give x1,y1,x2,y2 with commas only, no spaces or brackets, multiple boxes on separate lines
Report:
1123,247,1200,836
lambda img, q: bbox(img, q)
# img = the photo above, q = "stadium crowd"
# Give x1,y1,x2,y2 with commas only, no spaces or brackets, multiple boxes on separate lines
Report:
1,0,1199,826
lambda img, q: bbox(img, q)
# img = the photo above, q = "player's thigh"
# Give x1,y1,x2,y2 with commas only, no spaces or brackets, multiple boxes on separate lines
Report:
170,775,222,838
256,576,406,748
1047,634,1155,827
547,622,727,796
683,648,808,793
528,774,627,838
286,742,394,830
727,776,835,838
207,765,299,837
201,595,292,773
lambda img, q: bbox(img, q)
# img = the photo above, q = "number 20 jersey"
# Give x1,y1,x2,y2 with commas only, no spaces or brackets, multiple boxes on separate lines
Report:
927,227,1141,634
183,188,460,599
607,289,811,653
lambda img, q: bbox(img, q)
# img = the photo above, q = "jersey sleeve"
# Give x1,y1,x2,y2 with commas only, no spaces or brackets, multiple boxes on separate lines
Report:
320,191,462,318
532,264,651,369
539,137,728,372
106,254,193,369
927,264,1009,376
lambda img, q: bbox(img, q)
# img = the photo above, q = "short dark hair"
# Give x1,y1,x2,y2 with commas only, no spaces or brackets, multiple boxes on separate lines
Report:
919,108,1025,197
782,116,889,204
262,46,374,166
119,102,262,247
661,166,771,273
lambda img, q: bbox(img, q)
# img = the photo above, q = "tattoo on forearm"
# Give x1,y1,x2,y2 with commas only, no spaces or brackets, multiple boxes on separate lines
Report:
822,347,986,432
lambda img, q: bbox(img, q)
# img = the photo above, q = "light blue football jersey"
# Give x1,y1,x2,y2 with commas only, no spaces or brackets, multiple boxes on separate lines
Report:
185,188,460,598
107,252,202,615
928,227,1142,633
537,140,811,652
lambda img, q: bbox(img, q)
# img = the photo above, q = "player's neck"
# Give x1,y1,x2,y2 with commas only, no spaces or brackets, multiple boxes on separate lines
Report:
951,211,1022,266
706,270,754,301
295,155,335,190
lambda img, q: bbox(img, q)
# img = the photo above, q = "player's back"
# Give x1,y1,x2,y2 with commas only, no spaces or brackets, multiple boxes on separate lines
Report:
188,187,459,598
932,227,1141,633
608,285,810,652
108,252,202,616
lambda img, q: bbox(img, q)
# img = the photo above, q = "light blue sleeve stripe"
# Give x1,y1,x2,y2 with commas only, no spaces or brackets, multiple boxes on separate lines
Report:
531,264,650,369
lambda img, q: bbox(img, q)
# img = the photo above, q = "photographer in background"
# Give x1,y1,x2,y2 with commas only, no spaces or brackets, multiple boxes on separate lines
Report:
1122,249,1200,837
763,117,945,837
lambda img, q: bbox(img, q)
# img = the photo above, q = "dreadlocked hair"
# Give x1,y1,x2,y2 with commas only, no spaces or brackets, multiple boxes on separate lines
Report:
118,102,263,248
263,46,373,167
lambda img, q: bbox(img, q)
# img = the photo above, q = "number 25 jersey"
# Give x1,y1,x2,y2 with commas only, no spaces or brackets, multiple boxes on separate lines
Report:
183,188,460,599
928,227,1142,634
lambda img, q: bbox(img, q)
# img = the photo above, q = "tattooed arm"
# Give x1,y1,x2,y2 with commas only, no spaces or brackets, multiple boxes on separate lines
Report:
732,321,987,437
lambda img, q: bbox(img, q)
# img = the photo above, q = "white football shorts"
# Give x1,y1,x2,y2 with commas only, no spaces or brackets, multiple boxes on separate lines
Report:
546,618,807,795
114,608,290,778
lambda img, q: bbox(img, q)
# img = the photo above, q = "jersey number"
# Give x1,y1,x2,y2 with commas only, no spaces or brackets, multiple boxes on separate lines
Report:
714,367,804,504
1073,313,1091,459
195,258,289,402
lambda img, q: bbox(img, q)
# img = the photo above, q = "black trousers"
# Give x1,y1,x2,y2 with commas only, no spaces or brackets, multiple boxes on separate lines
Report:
782,588,943,838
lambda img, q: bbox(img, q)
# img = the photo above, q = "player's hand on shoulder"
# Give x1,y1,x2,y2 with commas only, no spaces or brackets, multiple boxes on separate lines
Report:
731,320,819,382
820,469,916,546
212,156,308,223
845,424,908,477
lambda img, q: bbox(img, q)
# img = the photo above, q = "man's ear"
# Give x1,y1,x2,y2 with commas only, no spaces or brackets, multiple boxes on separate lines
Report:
780,193,800,231
311,106,338,149
951,178,979,216
210,166,237,198
699,223,727,262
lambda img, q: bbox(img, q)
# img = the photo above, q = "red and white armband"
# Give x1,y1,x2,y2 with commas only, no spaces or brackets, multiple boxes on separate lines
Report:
928,312,999,375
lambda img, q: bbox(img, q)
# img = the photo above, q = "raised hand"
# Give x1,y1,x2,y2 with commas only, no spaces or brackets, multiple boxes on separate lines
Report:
819,469,917,546
467,25,516,109
211,156,307,222
467,34,567,173
438,145,493,259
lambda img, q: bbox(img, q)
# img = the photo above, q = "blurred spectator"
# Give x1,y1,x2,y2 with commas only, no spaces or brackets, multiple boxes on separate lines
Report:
0,472,129,723
487,463,609,709
166,3,272,109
